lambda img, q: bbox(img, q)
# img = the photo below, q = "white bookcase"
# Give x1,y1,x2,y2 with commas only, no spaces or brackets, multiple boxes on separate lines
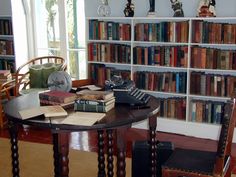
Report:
84,0,236,142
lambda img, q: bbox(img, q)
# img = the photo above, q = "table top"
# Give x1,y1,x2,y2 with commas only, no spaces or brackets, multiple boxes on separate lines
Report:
4,92,160,131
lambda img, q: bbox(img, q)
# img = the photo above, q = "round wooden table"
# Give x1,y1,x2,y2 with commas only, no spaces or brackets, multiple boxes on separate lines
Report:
4,92,160,177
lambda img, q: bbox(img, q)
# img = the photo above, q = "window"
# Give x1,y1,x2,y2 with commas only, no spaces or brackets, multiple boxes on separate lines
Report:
32,0,86,79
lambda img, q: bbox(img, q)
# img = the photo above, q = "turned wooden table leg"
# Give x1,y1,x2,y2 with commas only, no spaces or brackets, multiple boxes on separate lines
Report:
8,121,20,177
116,126,128,177
106,129,114,177
53,133,61,177
52,132,69,177
97,129,106,177
149,113,157,177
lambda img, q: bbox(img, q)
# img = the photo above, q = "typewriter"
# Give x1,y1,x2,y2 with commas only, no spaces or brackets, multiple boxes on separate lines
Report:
105,76,150,106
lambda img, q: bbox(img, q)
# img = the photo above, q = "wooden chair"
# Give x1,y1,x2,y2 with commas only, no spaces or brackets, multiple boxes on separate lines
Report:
162,95,236,177
14,56,66,96
0,79,16,128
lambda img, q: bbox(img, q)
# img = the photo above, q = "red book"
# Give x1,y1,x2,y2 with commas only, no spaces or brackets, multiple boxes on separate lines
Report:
39,90,77,104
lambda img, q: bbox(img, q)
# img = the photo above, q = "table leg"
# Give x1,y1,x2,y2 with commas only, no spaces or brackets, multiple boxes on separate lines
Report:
97,130,106,177
106,129,114,177
52,132,69,177
116,126,128,177
149,114,157,177
8,121,20,177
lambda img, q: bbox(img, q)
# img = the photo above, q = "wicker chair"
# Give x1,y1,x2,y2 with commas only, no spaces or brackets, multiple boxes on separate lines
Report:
14,56,66,96
162,94,236,177
0,79,16,128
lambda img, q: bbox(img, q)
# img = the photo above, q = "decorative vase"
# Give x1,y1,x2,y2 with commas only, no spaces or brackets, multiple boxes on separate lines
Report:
124,0,135,17
97,0,111,17
147,0,157,17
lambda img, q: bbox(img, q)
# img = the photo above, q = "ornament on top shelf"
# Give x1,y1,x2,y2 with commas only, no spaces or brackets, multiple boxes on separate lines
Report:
124,0,134,17
197,0,216,17
170,0,184,17
147,0,157,17
97,0,111,17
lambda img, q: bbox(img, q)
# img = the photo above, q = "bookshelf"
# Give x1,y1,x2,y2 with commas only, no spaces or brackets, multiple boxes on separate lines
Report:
84,1,236,142
0,16,15,72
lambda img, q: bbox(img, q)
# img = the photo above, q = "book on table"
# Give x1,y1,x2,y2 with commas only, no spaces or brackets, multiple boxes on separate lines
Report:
76,90,114,101
19,105,68,120
39,90,77,104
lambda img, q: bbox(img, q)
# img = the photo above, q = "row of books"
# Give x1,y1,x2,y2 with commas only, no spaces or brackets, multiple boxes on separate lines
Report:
0,40,14,55
190,100,226,124
190,72,236,97
89,20,131,41
133,71,187,94
191,47,236,70
0,19,13,35
39,89,115,113
135,21,189,43
0,59,15,72
159,97,186,120
192,20,236,44
88,43,131,64
133,45,188,67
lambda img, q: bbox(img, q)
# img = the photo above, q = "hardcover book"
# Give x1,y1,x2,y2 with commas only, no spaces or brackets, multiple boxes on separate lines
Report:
74,100,115,113
39,90,77,104
76,90,114,101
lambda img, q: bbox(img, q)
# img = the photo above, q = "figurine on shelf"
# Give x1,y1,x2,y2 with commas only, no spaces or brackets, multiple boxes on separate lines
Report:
147,0,157,17
97,0,111,17
170,0,184,17
197,0,216,17
124,0,134,17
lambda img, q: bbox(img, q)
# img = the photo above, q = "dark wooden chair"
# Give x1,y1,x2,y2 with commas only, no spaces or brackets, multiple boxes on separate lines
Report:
162,95,236,177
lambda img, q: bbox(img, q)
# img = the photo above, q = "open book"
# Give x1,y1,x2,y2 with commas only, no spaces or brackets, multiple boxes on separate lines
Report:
61,112,105,126
19,105,68,120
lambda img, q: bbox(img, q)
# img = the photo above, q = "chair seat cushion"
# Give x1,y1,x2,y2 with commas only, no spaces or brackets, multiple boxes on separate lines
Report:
162,148,216,175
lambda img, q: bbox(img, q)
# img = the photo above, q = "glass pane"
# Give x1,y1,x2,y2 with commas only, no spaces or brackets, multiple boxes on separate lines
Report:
38,49,61,56
69,50,87,79
66,0,86,48
35,0,60,49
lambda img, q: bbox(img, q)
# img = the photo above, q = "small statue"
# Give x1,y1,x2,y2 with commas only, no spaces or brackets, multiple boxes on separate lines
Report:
124,0,134,17
170,0,184,17
148,0,155,12
197,0,216,17
147,0,157,17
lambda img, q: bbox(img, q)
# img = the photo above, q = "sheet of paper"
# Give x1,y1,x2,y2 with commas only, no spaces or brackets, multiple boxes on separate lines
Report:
61,112,105,126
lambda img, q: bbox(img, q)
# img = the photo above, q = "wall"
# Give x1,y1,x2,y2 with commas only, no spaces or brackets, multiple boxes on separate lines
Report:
85,0,236,17
0,0,12,16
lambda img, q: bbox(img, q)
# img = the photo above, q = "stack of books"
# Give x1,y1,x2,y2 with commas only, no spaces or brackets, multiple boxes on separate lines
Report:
74,90,115,113
0,70,12,84
39,90,77,107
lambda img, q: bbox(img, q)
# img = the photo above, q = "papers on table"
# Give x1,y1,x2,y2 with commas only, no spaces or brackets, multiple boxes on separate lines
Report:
61,112,105,126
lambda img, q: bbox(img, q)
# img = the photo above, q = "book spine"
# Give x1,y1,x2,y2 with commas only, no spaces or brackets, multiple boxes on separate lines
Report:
74,103,106,113
75,99,106,106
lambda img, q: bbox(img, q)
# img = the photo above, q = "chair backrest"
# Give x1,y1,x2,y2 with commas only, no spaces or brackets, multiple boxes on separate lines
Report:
214,95,236,175
14,56,66,96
